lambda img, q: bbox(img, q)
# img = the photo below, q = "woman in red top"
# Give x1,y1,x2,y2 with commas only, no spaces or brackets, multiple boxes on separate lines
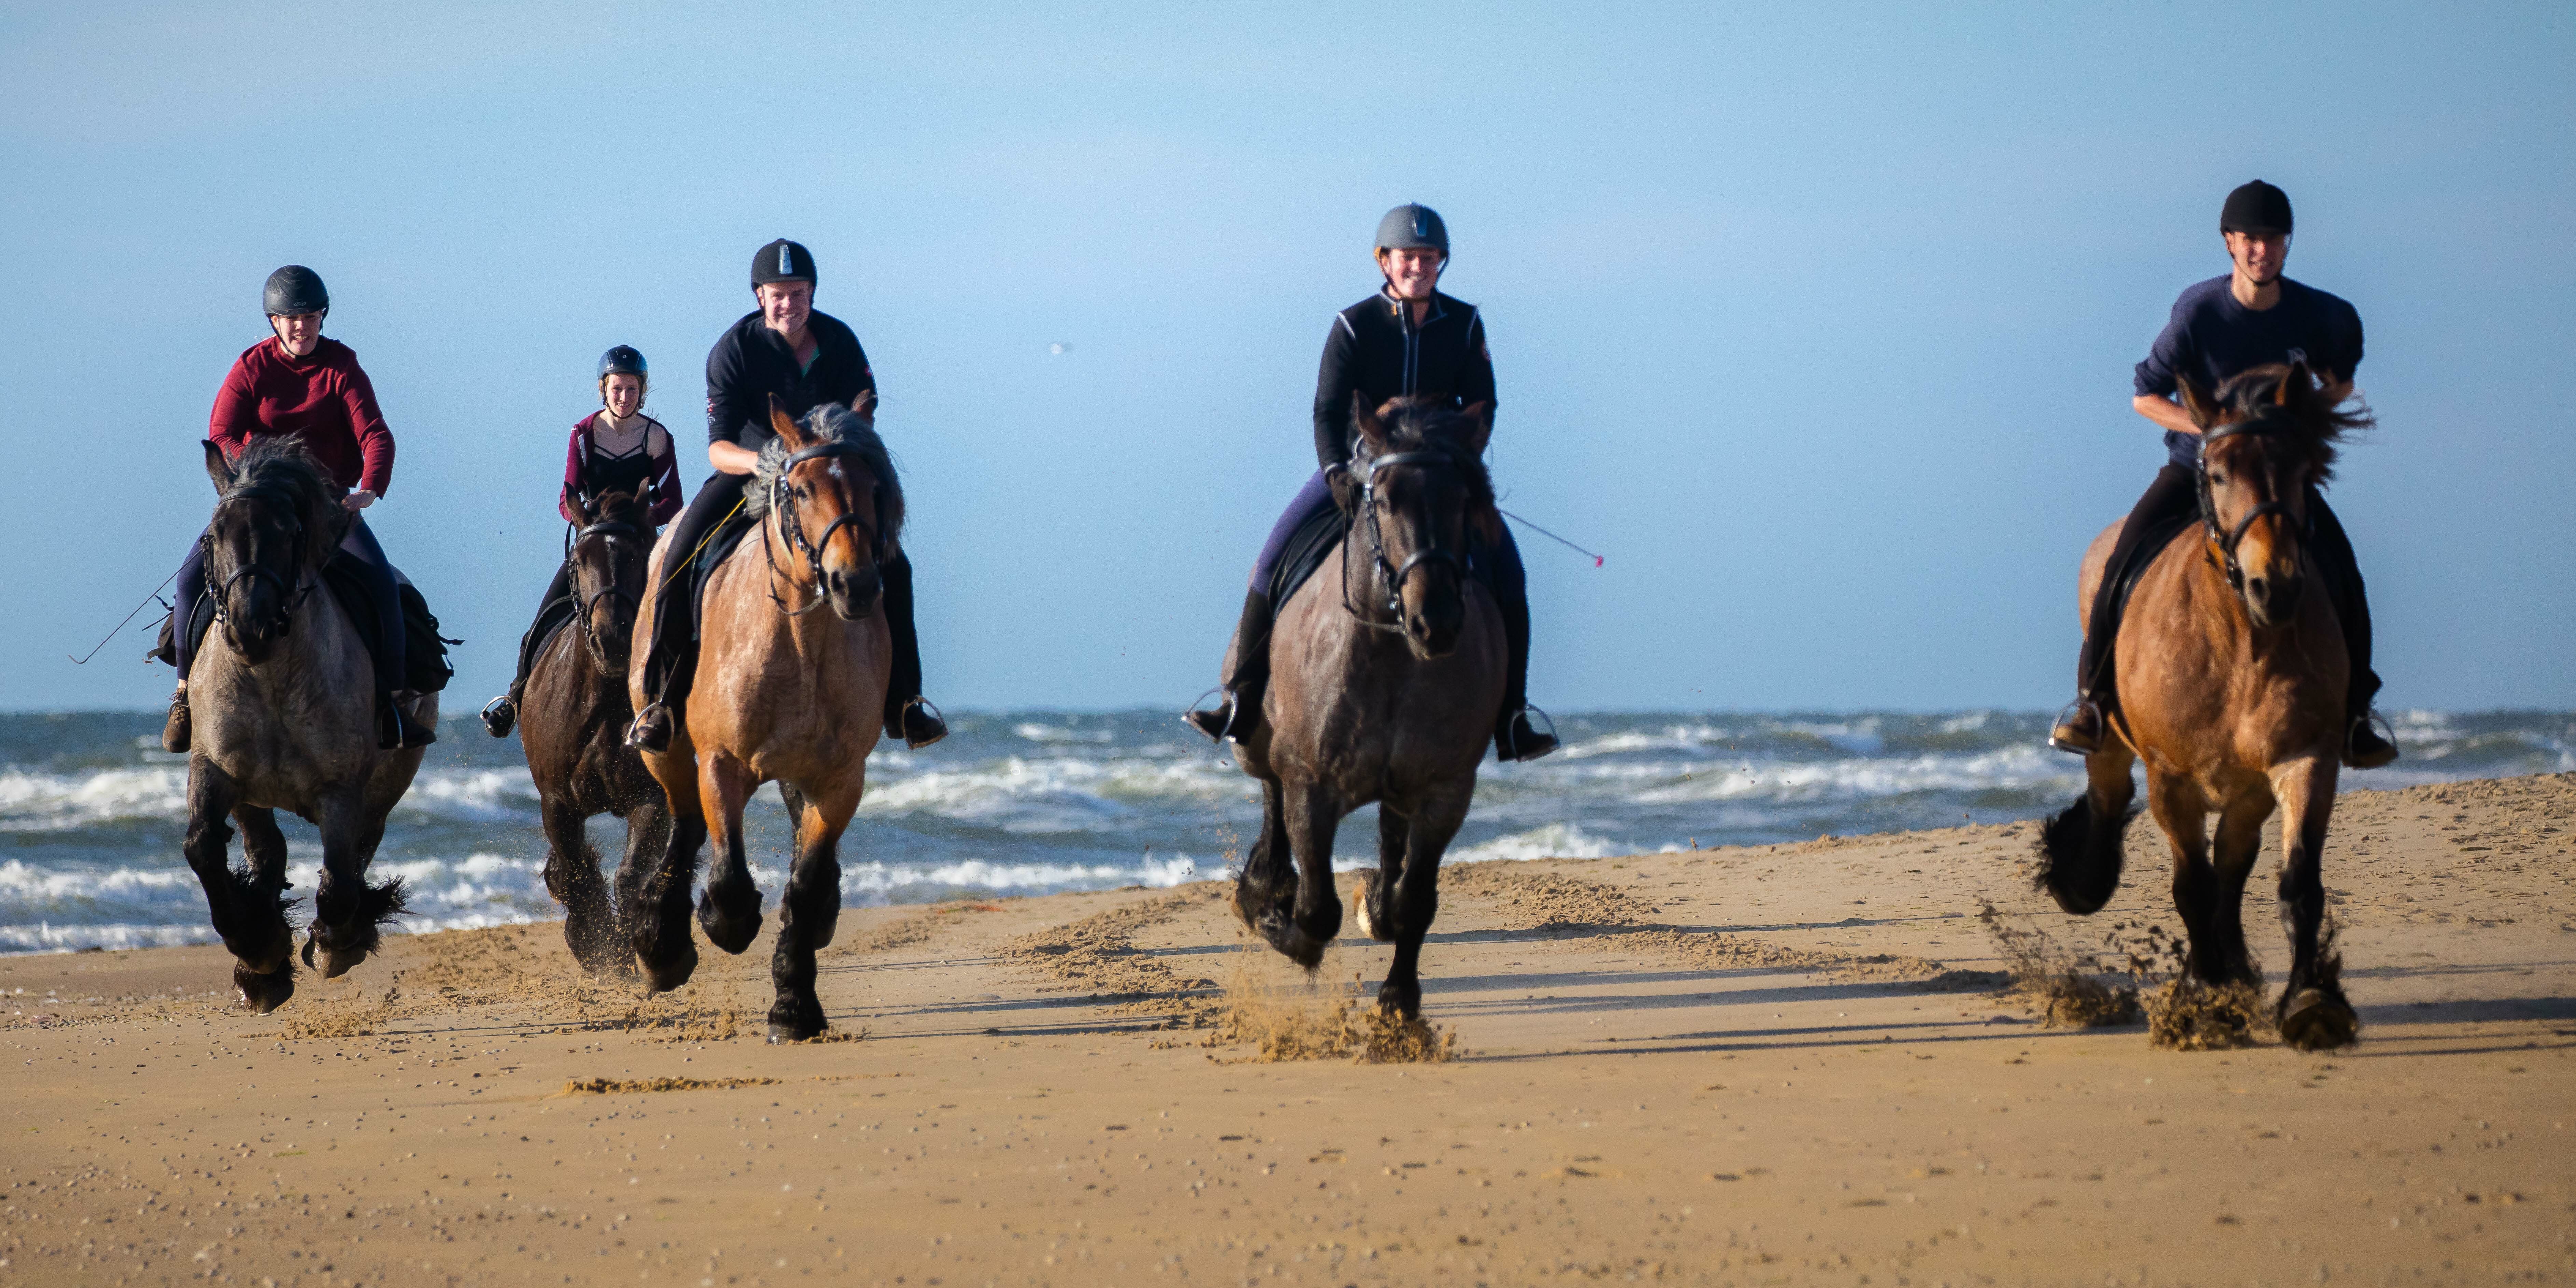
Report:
477,345,685,737
163,266,433,753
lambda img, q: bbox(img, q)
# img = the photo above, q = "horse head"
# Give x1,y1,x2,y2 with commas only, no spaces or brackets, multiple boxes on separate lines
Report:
200,438,342,663
756,392,902,623
567,488,650,674
1342,395,1496,661
2179,362,2368,631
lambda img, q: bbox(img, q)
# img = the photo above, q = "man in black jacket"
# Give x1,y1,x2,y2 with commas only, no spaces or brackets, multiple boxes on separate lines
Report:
1187,204,1556,761
627,238,947,752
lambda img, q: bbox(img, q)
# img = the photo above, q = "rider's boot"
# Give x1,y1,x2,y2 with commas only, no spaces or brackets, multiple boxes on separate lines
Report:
880,555,948,749
1488,576,1555,761
626,701,675,754
380,692,437,751
1494,706,1560,762
1185,589,1274,744
479,688,518,738
162,686,190,755
2049,698,2105,756
2345,710,2398,770
890,697,949,750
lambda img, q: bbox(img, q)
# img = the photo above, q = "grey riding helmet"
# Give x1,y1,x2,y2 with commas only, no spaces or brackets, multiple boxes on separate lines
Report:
262,265,329,317
598,345,647,379
752,238,817,286
1375,204,1448,255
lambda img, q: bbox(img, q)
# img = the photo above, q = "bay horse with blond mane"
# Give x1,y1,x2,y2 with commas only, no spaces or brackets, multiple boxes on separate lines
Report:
1225,396,1506,1020
2037,360,2372,1051
627,395,899,1041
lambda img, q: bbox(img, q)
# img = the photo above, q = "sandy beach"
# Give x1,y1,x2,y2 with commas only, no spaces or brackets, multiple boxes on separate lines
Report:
2,772,2567,1286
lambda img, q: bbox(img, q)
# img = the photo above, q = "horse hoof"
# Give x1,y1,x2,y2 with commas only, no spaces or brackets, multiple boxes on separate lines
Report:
1255,909,1331,971
233,962,296,1014
1349,872,1394,943
637,943,699,994
1226,882,1265,934
1375,980,1422,1020
2279,988,2359,1052
696,894,761,955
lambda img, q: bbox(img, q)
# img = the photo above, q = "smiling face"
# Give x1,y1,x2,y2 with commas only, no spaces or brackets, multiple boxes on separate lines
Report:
2225,229,2289,287
757,281,814,337
268,311,323,357
602,373,644,418
1376,247,1444,301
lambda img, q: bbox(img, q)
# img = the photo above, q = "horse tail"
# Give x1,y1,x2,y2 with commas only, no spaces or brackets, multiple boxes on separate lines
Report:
2035,790,2133,916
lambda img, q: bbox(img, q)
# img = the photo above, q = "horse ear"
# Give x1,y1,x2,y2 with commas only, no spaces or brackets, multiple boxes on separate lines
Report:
2278,359,2310,407
767,394,808,449
850,390,878,425
2175,376,2216,430
203,440,235,495
1459,400,1494,456
1351,394,1391,452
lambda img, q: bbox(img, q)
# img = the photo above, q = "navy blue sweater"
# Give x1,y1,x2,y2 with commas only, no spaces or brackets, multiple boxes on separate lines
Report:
2134,275,2363,467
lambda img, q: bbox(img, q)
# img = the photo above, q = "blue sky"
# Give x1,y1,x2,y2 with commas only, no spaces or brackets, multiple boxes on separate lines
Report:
2,2,2569,712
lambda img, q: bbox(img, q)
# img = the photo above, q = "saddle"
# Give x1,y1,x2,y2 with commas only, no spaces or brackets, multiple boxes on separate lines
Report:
157,551,454,694
684,511,762,640
1262,503,1503,615
2092,509,2200,694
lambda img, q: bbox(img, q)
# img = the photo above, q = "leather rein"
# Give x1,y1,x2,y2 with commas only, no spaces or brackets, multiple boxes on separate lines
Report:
2195,411,2304,595
200,484,319,632
763,441,884,617
563,517,644,650
1345,449,1470,633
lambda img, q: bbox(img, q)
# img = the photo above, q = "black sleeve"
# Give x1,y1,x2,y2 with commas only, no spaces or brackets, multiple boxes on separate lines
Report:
1312,313,1358,469
705,326,750,446
842,332,880,409
2339,303,2364,386
1462,308,1497,416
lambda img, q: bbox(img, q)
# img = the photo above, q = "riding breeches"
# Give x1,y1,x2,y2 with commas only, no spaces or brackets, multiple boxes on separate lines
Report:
2078,465,2378,713
635,471,928,721
175,513,404,694
508,563,577,699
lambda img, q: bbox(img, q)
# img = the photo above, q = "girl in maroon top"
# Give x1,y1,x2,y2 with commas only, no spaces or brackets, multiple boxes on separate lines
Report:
163,266,431,753
477,346,684,737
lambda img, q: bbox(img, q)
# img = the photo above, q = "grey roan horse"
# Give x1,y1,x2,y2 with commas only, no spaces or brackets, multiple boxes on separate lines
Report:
1225,396,1507,1018
185,439,429,1010
517,487,667,977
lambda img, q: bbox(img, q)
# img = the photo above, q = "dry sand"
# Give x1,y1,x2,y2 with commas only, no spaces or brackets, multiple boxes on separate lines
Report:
3,773,2568,1286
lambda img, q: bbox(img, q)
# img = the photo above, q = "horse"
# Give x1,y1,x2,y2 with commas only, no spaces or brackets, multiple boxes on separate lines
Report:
626,395,900,1041
516,487,667,977
2037,360,2372,1051
1225,395,1507,1019
183,439,429,1010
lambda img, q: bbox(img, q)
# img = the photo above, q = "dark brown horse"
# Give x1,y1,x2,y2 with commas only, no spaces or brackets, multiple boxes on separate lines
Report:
2038,361,2371,1051
184,439,427,1010
516,487,667,977
627,396,900,1040
1226,397,1507,1019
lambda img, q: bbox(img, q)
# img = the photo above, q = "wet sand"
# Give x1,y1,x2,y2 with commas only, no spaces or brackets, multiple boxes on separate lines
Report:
3,773,2568,1286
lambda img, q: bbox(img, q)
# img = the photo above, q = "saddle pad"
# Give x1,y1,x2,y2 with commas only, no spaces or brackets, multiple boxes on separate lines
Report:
687,513,758,641
2102,512,2199,661
169,554,453,694
1266,503,1348,612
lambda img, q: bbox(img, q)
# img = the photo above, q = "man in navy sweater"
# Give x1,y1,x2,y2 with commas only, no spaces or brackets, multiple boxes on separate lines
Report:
2051,180,2396,769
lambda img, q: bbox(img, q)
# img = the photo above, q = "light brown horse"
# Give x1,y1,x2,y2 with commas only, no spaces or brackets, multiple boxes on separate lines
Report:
2038,361,2371,1051
1226,397,1506,1019
627,396,899,1041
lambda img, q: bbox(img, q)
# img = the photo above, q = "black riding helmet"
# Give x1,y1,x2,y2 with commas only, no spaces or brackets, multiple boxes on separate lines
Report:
598,345,647,379
263,265,329,317
1375,203,1449,255
752,239,817,287
2220,180,2293,235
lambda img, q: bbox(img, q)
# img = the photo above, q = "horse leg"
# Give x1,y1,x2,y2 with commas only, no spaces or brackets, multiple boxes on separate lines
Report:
1262,780,1343,970
227,805,298,1012
766,780,855,1042
1230,777,1294,936
542,798,620,977
1375,785,1471,1020
2037,738,2137,915
306,791,403,979
2145,770,2231,985
631,775,706,993
2206,786,2275,989
2271,757,2357,1050
609,793,667,983
1350,806,1407,943
184,767,289,1010
693,754,764,955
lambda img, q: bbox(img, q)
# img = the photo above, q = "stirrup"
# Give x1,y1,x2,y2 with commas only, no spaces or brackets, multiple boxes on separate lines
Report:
626,701,674,753
1496,705,1561,762
1182,688,1234,744
2048,699,2104,756
2345,709,2399,770
895,696,948,750
479,695,516,738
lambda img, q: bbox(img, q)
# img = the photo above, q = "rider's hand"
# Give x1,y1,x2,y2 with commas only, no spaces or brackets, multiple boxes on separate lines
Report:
342,489,377,512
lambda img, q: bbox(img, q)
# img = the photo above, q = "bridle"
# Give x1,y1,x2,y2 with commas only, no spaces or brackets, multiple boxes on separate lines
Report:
764,441,883,617
2196,409,2304,595
563,517,643,652
201,484,317,632
1344,448,1469,632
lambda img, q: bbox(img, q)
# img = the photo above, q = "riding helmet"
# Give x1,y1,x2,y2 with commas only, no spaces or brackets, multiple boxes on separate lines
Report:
597,345,648,379
751,238,817,287
262,265,329,317
2219,180,2293,236
1374,204,1449,255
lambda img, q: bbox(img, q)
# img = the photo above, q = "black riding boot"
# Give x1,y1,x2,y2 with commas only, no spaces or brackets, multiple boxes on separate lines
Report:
1186,588,1274,744
880,553,948,749
2309,494,2396,768
1490,574,1558,762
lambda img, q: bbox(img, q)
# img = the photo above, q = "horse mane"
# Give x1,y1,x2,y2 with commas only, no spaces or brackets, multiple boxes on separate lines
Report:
587,486,649,530
744,403,906,546
1370,398,1498,511
225,437,347,562
2210,362,2373,486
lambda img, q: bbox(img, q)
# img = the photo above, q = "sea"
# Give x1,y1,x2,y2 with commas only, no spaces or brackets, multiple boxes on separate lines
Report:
2,709,2567,955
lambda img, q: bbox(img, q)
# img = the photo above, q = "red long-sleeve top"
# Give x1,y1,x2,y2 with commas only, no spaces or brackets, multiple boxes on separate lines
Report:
558,412,684,526
207,337,395,495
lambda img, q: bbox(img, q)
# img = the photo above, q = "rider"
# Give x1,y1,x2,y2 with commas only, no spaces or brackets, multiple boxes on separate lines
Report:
162,265,435,753
1185,204,1558,762
478,345,685,737
2050,180,2397,769
625,238,949,753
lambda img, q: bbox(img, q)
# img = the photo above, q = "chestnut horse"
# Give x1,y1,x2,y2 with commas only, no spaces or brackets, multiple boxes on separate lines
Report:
627,396,900,1040
184,439,428,1010
517,487,667,977
1226,397,1506,1019
2038,361,2371,1051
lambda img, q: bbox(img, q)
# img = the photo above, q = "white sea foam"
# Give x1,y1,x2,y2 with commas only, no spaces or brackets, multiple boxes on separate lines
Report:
1443,823,1629,864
